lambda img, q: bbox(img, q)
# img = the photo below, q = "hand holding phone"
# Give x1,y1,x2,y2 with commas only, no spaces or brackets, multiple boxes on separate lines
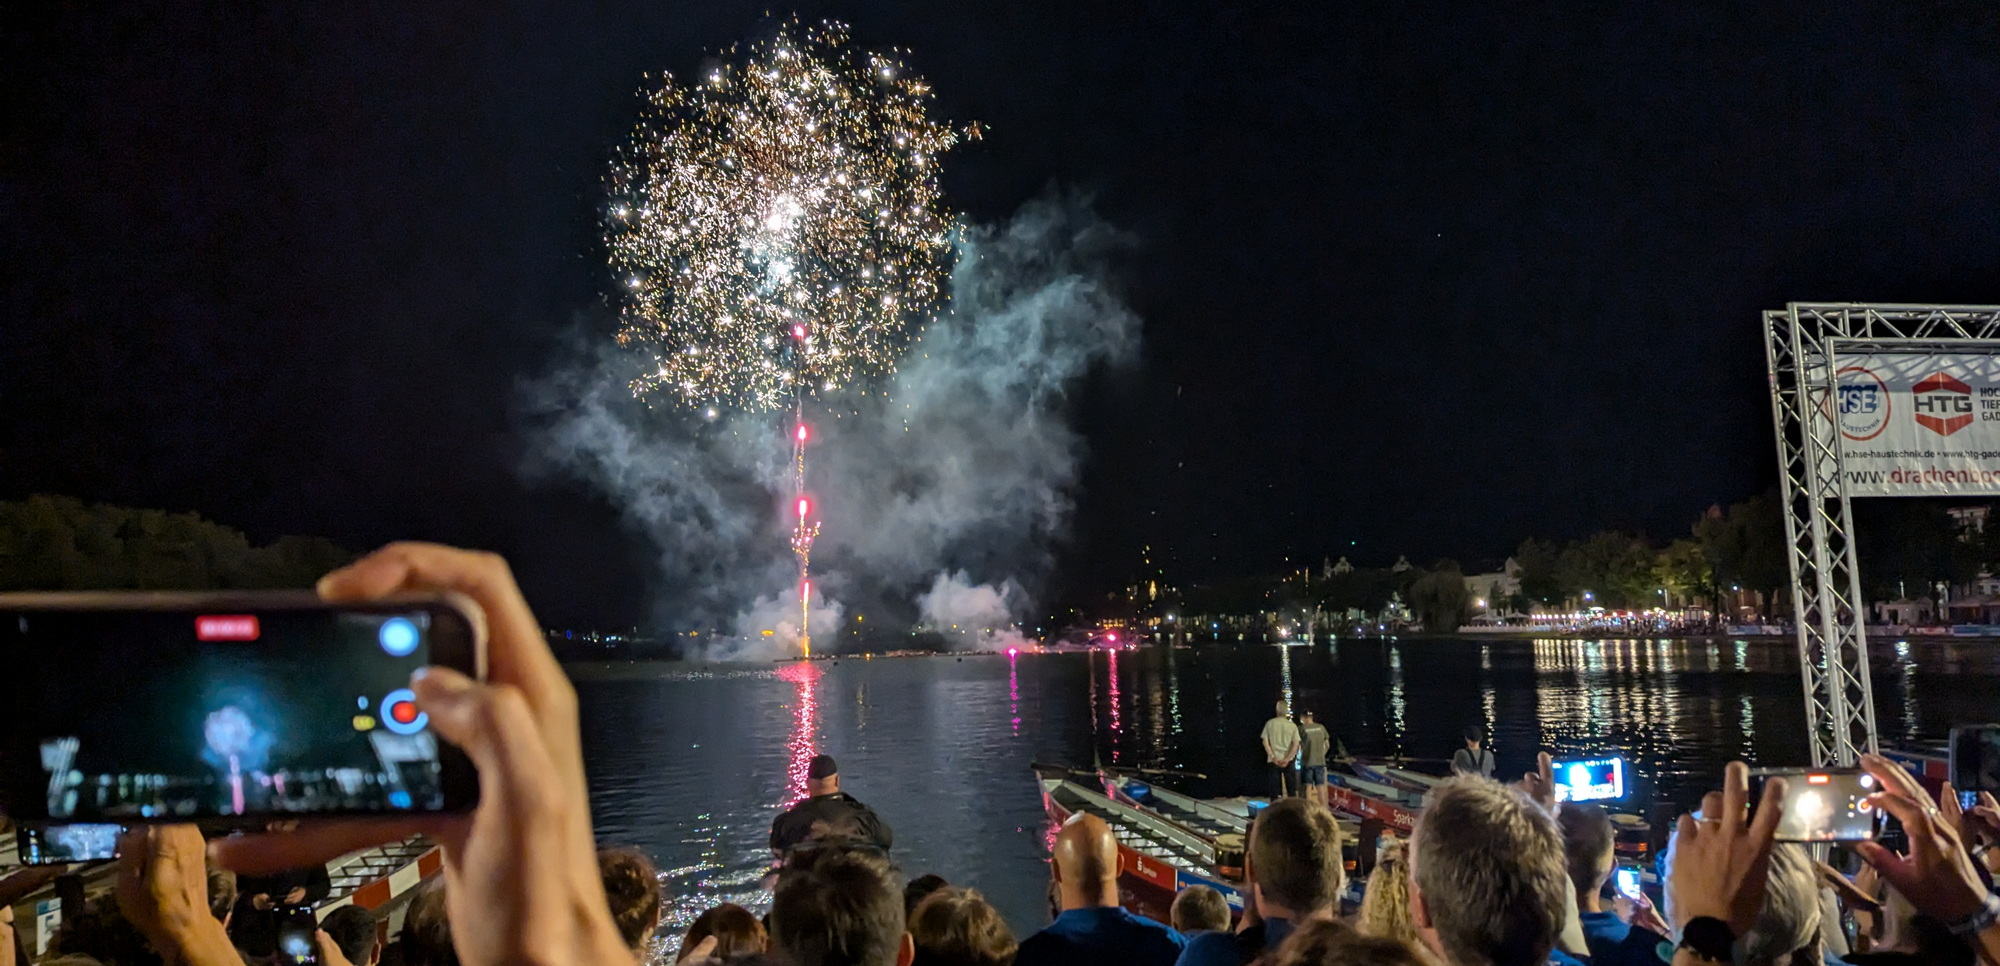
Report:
274,906,322,965
1614,867,1642,900
0,592,482,824
1552,756,1627,802
1750,768,1880,842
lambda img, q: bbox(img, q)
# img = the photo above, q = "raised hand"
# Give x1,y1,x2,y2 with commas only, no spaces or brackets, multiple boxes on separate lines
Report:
1669,761,1786,934
1852,754,1989,923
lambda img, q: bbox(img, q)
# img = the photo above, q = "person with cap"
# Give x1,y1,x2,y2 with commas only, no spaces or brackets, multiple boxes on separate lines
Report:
1451,725,1496,779
770,754,895,858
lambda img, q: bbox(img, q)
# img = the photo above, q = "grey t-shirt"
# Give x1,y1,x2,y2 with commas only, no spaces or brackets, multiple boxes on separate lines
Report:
1451,746,1496,778
1299,722,1330,767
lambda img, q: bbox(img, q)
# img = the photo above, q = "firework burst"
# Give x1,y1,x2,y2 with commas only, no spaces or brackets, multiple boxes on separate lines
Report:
606,19,974,411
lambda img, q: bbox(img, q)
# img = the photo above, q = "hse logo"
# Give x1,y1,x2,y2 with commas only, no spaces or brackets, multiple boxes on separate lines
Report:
1835,366,1890,441
1913,371,1974,436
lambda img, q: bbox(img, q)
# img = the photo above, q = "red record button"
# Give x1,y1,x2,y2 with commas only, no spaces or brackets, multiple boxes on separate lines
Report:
195,615,260,641
390,700,419,725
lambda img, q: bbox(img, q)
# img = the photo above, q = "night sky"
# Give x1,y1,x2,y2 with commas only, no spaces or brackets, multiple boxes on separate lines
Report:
6,2,1999,627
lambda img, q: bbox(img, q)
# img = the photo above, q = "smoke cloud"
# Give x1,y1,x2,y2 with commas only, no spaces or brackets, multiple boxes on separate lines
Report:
527,191,1139,659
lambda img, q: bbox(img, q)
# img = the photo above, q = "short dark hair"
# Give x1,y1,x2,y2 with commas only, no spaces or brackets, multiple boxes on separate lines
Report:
598,846,664,950
772,845,907,966
1556,802,1616,896
321,905,380,965
1248,798,1346,914
905,873,950,916
908,886,1016,966
1273,917,1432,966
1462,725,1483,744
398,879,459,966
679,903,768,963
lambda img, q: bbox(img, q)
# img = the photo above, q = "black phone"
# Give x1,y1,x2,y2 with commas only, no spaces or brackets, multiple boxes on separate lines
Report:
274,904,322,965
16,822,124,864
1749,767,1881,842
1950,724,2000,794
0,592,483,824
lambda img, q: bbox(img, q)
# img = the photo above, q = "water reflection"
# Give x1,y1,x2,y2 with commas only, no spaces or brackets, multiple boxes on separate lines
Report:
777,661,822,806
1106,648,1124,761
1008,650,1022,736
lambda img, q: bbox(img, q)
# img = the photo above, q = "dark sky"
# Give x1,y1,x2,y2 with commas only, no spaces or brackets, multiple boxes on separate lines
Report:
6,2,2000,627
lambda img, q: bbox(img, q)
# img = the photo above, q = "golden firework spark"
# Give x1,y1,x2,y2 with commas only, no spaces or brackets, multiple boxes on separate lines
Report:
606,19,974,410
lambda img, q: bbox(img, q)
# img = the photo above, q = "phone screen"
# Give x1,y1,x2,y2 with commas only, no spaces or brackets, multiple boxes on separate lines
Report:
1614,867,1641,900
1552,756,1626,802
1752,768,1880,842
1950,724,2000,793
0,596,478,822
275,906,322,965
17,823,123,864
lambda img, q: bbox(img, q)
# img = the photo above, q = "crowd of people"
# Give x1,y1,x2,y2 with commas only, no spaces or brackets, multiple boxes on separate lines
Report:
4,542,2000,966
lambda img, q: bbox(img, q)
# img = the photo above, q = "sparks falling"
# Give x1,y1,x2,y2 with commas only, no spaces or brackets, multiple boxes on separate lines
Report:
606,19,972,656
605,18,972,411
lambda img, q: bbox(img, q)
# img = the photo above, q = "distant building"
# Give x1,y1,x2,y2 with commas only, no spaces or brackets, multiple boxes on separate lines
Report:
1463,558,1523,615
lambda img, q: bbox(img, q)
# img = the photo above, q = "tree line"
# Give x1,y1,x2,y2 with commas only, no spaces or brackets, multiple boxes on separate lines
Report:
1173,491,2000,632
0,494,352,591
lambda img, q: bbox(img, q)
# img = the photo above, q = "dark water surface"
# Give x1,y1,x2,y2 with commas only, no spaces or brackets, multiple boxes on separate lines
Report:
573,637,2000,957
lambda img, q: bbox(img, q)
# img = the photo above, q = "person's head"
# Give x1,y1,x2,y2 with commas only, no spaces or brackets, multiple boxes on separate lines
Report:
206,866,237,926
1555,802,1615,906
1461,725,1482,749
1171,884,1231,933
1732,844,1821,966
679,903,769,963
771,845,912,966
1357,852,1419,947
47,894,158,966
1050,812,1121,909
598,846,664,951
1275,699,1290,717
907,887,1016,966
1409,777,1567,966
1300,710,1316,725
322,905,383,966
1273,917,1436,966
905,874,950,917
1246,797,1346,920
399,878,460,966
1873,882,1975,964
807,754,843,796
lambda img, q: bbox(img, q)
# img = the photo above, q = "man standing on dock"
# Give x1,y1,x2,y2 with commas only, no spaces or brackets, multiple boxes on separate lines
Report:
1451,725,1496,779
1260,700,1302,798
1297,710,1330,800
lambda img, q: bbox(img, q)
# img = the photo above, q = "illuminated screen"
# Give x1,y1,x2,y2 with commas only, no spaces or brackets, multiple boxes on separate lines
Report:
1553,756,1626,802
4,609,444,820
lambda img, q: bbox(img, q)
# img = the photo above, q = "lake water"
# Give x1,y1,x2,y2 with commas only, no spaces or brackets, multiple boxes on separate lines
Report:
573,636,2000,957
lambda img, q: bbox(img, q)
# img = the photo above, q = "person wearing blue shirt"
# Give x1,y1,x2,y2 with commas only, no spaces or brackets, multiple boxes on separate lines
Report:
1558,801,1672,965
1176,798,1346,966
1015,812,1185,966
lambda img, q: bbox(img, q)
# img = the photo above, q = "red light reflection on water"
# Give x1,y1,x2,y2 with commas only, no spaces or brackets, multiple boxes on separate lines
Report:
1008,649,1022,735
1106,648,1123,762
777,660,822,805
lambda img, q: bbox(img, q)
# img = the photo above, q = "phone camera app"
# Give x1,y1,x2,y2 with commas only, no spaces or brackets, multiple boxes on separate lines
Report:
378,617,419,657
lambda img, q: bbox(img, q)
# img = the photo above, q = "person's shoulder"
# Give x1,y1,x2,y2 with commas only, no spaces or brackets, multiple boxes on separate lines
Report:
1127,911,1186,946
1172,928,1236,966
1014,928,1072,966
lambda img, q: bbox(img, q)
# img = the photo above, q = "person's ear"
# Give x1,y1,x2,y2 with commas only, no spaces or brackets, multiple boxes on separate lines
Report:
896,932,915,966
1409,880,1432,930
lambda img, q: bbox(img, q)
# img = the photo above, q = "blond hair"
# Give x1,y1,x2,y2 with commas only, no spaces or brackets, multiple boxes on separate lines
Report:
1357,852,1419,948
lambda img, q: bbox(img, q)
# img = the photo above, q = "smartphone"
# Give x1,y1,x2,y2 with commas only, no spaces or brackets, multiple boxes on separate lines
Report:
1613,867,1642,900
1950,724,2000,793
274,905,322,965
1750,767,1881,842
16,822,123,864
0,592,483,824
1552,756,1626,802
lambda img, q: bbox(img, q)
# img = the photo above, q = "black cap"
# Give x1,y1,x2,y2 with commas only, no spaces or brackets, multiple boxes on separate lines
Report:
807,754,839,780
1463,725,1483,743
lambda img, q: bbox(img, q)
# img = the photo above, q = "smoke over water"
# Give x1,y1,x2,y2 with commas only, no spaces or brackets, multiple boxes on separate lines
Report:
529,192,1138,659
